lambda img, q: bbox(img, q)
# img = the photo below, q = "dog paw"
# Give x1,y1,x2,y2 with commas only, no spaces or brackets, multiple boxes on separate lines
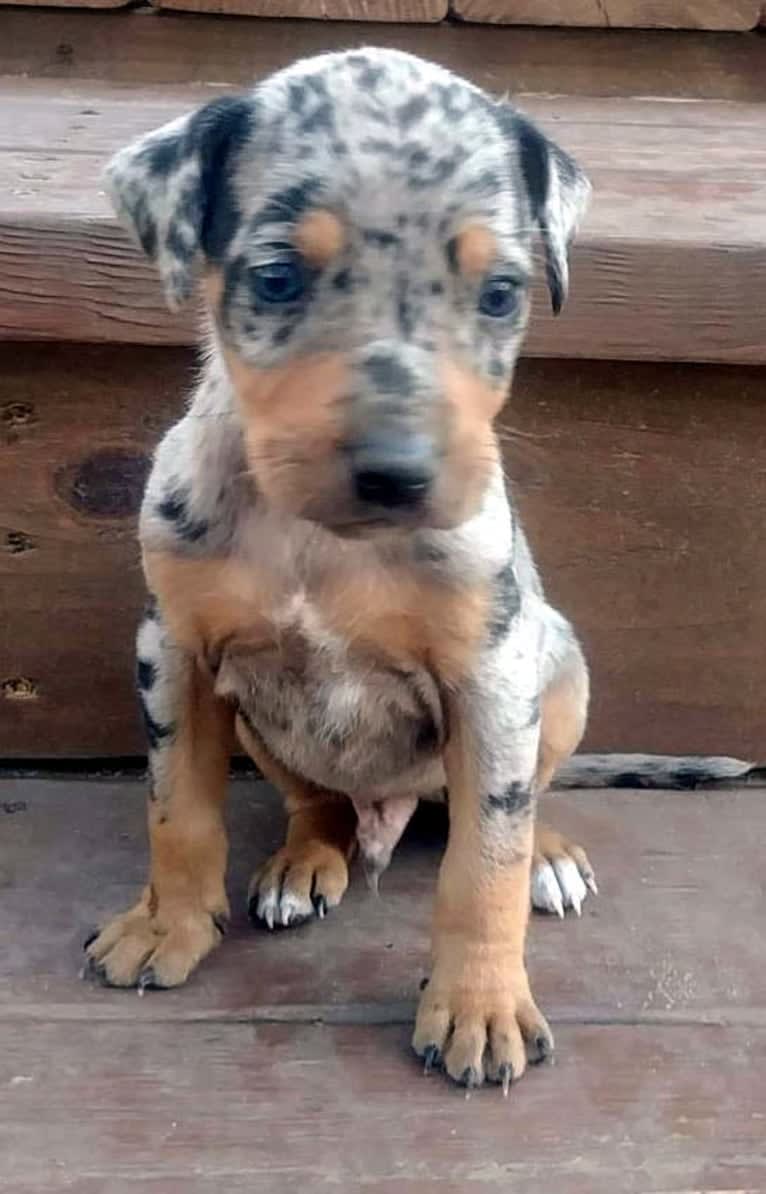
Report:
412,946,553,1090
248,841,349,930
531,823,597,918
82,896,226,989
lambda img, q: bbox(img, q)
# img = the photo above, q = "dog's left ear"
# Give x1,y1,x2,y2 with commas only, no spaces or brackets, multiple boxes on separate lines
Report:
105,95,254,310
500,109,591,315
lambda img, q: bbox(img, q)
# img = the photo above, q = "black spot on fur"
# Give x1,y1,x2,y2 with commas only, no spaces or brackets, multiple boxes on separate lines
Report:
332,268,352,292
396,94,429,130
288,82,307,113
251,177,321,233
300,102,334,136
486,782,532,815
430,280,444,296
191,96,255,262
397,295,414,339
358,64,385,91
446,237,459,275
137,658,157,691
364,353,416,395
139,694,174,752
272,323,294,346
363,228,400,249
397,214,409,229
157,487,208,543
487,560,521,645
165,223,196,265
332,140,348,157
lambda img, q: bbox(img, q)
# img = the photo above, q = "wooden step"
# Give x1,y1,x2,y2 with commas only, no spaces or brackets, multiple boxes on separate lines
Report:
3,344,765,760
2,777,766,1190
453,0,763,28
1,15,765,362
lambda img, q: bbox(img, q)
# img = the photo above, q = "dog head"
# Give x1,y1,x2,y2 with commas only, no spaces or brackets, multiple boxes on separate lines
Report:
108,49,589,534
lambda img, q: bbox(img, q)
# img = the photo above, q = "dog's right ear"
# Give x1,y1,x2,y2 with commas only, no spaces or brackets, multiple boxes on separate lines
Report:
105,95,254,310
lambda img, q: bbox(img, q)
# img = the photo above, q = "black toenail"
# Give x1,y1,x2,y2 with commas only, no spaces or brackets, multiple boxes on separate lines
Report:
312,894,327,918
422,1044,441,1074
419,976,429,991
459,1066,479,1089
137,967,160,993
82,930,99,952
532,1033,553,1063
212,914,228,937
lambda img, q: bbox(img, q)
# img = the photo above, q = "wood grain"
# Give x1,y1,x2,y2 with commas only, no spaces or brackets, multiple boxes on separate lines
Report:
2,344,766,759
2,81,765,362
152,0,448,17
452,0,762,29
3,10,765,100
1,777,766,1190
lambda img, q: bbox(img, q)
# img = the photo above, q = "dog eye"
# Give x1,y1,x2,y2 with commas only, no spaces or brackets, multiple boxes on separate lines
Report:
249,261,306,305
477,276,520,319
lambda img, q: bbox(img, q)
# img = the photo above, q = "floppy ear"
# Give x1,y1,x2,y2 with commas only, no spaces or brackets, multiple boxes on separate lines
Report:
105,95,254,309
508,112,591,315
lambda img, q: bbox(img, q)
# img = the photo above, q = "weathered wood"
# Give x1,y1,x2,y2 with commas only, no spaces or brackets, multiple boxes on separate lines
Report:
1,777,765,1022
2,82,765,363
2,10,765,100
452,0,761,29
153,0,447,17
2,0,129,7
2,344,766,759
2,778,766,1191
2,1020,764,1192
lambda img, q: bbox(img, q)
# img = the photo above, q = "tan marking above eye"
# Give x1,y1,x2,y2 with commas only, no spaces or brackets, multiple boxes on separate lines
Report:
293,210,346,267
455,224,496,278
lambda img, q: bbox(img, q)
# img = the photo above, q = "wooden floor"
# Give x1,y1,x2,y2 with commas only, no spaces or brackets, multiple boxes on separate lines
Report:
1,776,765,1191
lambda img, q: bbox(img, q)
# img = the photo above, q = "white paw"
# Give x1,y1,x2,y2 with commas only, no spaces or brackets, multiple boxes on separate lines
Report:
531,851,597,918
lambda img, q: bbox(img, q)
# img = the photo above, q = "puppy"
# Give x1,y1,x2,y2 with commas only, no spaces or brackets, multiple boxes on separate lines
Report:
85,48,595,1090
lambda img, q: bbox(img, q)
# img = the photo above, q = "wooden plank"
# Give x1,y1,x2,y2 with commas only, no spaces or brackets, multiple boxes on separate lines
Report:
2,778,766,1190
1,82,765,362
1,778,765,1023
2,0,129,7
3,345,766,758
153,0,447,17
3,9,765,100
2,1021,765,1192
453,0,761,29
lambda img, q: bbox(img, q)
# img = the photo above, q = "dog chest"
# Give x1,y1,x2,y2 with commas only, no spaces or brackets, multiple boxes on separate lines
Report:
214,593,446,798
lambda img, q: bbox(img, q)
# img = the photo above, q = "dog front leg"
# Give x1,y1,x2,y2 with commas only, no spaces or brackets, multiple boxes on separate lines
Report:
84,599,234,989
413,629,552,1089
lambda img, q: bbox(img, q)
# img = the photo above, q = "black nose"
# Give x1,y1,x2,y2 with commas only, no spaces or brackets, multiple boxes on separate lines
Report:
351,437,435,510
355,465,432,509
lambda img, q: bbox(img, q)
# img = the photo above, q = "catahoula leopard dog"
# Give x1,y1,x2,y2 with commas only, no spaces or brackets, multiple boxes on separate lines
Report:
84,47,598,1091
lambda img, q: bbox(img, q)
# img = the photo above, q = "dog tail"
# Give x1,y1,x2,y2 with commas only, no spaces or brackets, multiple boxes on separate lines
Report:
553,753,763,791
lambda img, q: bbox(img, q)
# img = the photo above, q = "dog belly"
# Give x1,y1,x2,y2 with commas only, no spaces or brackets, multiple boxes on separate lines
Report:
216,642,446,800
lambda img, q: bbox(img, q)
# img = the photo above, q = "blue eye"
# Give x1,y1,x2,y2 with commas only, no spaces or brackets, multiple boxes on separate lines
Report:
478,276,521,319
250,260,306,305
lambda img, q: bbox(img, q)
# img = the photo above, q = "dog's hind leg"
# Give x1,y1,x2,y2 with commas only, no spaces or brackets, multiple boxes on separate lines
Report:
531,611,597,917
241,726,357,929
84,599,235,989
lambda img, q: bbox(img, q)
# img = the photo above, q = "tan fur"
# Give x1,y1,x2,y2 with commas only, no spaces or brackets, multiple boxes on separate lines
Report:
455,224,496,277
536,655,589,793
413,702,552,1085
86,659,234,987
145,543,489,692
293,209,345,266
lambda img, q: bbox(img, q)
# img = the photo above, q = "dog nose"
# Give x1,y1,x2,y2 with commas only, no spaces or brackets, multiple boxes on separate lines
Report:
351,437,435,510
